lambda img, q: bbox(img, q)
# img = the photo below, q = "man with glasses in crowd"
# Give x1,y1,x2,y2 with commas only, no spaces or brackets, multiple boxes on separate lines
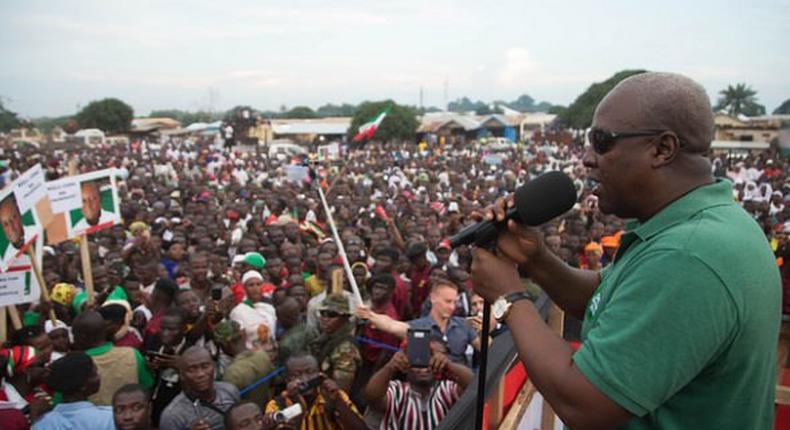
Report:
471,72,781,429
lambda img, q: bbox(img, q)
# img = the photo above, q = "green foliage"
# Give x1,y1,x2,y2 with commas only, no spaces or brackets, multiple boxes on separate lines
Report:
76,98,134,134
548,105,567,116
448,97,486,113
316,103,357,117
509,94,535,111
349,100,418,142
715,83,766,117
283,106,317,119
559,69,647,129
0,100,22,133
774,98,790,115
148,109,216,125
448,94,554,114
32,115,75,133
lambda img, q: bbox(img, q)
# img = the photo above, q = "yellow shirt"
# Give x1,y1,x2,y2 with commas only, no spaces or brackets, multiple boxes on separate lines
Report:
264,390,361,430
304,275,325,297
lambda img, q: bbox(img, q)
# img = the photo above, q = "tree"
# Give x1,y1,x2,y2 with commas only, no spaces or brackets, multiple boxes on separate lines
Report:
316,103,357,117
32,115,74,133
774,98,790,115
283,106,317,119
559,69,647,129
509,94,536,112
474,104,503,115
0,100,22,133
349,100,418,142
148,109,216,125
76,98,134,134
715,83,766,117
448,97,481,112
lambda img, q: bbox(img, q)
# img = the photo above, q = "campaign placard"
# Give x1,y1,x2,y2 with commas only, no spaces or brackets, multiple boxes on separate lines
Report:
0,165,50,272
45,168,121,244
0,234,43,306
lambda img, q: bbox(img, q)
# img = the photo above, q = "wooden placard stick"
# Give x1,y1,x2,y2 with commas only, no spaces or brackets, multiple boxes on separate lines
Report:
67,159,95,306
27,247,56,322
7,305,22,330
0,307,6,342
80,235,95,306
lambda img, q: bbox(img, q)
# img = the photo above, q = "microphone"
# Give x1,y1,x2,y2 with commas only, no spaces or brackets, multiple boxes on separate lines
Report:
449,171,576,248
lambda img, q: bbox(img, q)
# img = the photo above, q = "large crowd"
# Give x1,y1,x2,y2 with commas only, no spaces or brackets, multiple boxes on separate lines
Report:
0,129,788,430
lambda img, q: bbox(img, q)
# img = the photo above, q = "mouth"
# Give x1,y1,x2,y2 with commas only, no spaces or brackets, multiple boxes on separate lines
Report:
588,178,601,194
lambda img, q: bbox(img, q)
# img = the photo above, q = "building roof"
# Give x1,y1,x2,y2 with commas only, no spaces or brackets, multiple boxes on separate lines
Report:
477,114,513,128
271,118,351,135
711,140,770,150
74,128,105,137
419,113,481,132
520,112,557,126
131,117,182,133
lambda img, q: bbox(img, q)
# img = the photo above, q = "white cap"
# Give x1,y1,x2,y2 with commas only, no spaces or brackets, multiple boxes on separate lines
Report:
242,270,264,284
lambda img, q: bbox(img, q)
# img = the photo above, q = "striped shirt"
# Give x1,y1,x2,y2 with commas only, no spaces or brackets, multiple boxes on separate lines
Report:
380,380,460,430
264,390,361,430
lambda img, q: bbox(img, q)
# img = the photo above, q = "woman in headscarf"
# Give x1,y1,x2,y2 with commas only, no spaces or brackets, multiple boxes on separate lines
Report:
229,270,277,351
351,261,370,302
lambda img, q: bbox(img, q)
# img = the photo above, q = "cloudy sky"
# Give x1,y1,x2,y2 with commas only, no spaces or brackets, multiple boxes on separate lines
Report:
1,0,788,118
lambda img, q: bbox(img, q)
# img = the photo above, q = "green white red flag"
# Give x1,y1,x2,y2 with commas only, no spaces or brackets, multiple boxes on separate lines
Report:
353,107,390,142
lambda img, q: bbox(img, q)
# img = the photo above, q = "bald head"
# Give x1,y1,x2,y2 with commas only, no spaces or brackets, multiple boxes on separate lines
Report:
179,345,212,368
596,72,714,153
72,310,107,349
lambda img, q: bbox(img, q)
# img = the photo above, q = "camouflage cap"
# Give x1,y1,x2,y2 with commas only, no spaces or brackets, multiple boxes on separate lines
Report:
319,294,350,315
213,320,241,344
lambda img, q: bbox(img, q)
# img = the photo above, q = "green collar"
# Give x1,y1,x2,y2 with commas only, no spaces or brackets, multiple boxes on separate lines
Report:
627,179,733,242
85,342,113,356
243,299,255,308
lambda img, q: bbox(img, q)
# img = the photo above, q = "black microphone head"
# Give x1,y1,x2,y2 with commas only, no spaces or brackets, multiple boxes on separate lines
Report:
513,171,576,225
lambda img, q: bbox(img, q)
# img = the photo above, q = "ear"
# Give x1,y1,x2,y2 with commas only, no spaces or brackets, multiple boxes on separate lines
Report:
650,132,682,168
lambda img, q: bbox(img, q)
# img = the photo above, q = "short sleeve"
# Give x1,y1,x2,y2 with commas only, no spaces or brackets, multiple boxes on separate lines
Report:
158,407,182,430
573,250,737,416
466,323,477,344
134,349,155,389
385,380,405,414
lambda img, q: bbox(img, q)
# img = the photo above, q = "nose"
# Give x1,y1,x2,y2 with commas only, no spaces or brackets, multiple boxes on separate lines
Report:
581,147,597,168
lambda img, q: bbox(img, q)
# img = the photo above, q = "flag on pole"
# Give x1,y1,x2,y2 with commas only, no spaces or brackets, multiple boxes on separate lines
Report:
353,107,390,142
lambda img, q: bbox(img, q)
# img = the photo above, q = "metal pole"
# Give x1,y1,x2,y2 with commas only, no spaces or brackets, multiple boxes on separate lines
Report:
474,301,492,430
314,182,363,305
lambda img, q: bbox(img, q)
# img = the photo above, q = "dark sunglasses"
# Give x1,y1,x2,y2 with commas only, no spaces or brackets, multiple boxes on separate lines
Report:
586,128,666,155
319,310,344,318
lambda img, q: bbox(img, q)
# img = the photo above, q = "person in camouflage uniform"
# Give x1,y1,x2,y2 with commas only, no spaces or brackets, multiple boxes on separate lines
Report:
307,294,361,392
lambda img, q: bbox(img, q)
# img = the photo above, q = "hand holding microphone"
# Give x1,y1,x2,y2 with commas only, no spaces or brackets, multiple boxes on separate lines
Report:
456,171,576,302
451,171,576,262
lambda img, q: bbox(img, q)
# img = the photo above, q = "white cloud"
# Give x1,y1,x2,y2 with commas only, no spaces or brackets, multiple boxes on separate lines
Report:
497,48,538,87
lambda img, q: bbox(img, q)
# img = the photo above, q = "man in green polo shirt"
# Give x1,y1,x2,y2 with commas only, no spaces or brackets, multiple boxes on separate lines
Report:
72,310,154,406
471,72,780,429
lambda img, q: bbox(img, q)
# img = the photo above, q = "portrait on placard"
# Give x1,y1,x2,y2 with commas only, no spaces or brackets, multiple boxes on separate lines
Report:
45,168,122,244
0,165,49,272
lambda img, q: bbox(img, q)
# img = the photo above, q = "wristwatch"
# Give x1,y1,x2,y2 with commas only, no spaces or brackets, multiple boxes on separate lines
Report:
492,291,531,323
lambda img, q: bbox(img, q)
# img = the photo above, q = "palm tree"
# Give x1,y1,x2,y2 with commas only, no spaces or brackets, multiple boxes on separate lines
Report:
715,83,766,117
